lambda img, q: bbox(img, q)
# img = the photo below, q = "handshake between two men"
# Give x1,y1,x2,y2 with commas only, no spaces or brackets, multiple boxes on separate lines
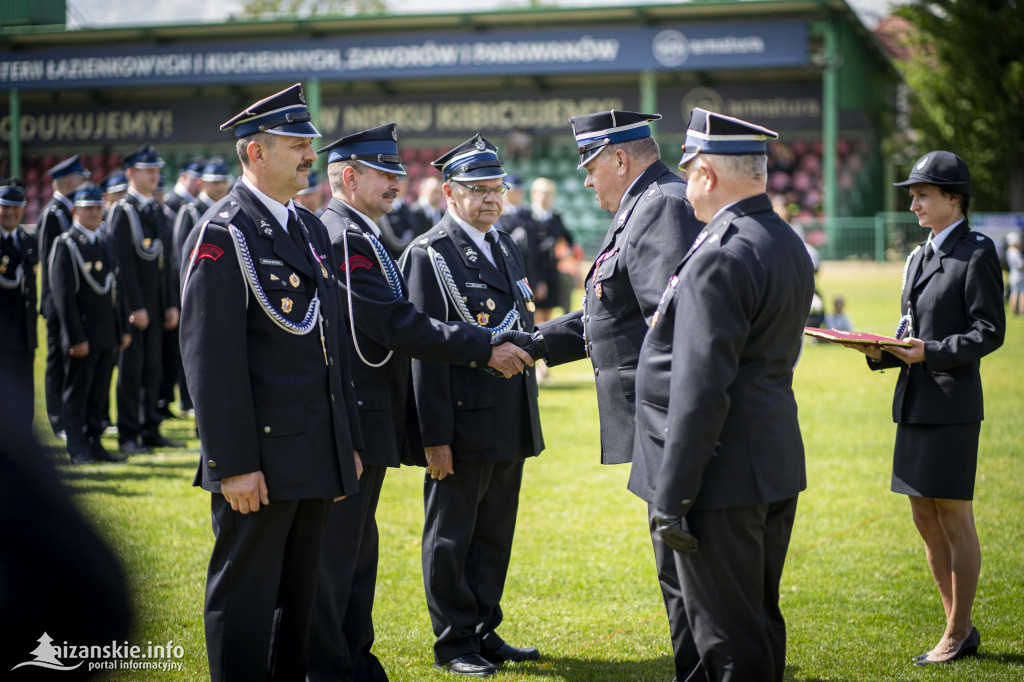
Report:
485,329,549,378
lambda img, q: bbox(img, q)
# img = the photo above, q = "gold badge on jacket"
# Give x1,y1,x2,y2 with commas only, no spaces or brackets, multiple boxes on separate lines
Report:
143,237,152,248
270,273,280,281
485,298,496,311
526,301,536,312
594,282,603,299
281,297,294,314
289,273,300,288
476,312,490,325
95,261,103,271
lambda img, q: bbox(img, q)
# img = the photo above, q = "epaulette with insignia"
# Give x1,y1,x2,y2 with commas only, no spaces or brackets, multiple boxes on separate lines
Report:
206,201,243,228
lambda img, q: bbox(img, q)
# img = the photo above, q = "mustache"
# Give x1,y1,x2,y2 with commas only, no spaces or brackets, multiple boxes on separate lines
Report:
297,162,313,172
382,191,398,200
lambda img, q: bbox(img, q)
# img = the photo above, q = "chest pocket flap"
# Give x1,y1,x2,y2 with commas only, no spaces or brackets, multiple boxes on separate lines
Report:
593,250,621,284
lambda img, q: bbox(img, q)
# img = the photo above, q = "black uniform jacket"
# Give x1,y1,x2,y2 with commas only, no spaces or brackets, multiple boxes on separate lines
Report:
50,226,124,350
179,183,363,501
37,194,73,320
322,199,493,468
870,220,1005,424
401,215,543,461
538,160,701,464
0,226,39,351
630,193,815,517
108,192,170,316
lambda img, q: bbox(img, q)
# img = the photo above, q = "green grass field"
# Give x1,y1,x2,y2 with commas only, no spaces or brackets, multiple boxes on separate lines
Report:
34,261,1024,681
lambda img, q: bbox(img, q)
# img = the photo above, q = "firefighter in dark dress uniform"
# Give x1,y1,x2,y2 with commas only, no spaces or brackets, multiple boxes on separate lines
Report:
179,83,364,682
502,110,705,681
38,155,92,437
108,143,179,454
0,179,38,434
50,184,130,464
401,134,544,678
308,124,530,682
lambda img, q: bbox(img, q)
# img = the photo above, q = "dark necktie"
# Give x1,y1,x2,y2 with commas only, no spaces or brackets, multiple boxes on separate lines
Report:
924,242,935,260
288,211,309,260
485,230,508,281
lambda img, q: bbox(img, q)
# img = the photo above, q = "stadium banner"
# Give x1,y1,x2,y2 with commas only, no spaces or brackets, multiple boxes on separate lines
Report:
1,83,867,147
0,20,807,91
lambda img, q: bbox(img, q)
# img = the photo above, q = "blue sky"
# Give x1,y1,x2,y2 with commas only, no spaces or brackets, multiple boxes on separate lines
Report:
68,0,898,30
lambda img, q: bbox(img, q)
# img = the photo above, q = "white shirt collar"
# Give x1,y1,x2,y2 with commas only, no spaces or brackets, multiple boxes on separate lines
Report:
451,213,496,265
127,187,154,206
928,218,964,253
173,182,195,202
242,176,296,232
341,201,382,239
73,222,100,243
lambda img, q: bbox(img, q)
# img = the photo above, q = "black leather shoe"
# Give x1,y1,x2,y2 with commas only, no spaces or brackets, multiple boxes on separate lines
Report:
119,440,151,456
433,654,498,677
483,643,540,663
914,627,980,666
91,441,127,462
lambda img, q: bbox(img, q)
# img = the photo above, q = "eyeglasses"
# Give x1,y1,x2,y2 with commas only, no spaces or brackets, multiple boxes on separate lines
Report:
453,181,510,198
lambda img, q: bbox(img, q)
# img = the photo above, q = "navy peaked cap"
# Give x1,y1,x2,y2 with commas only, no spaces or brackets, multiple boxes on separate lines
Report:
570,110,661,169
679,108,778,168
201,158,232,182
102,172,129,194
46,154,91,179
432,134,505,182
893,150,971,196
221,83,320,139
317,123,406,176
72,183,105,207
179,156,206,177
122,143,165,170
0,178,26,206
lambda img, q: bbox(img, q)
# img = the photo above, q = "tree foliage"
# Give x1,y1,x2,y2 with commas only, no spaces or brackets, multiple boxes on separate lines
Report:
239,0,387,19
894,0,1024,210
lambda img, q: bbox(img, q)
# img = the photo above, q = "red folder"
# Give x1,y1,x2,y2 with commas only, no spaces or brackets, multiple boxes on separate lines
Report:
804,327,913,348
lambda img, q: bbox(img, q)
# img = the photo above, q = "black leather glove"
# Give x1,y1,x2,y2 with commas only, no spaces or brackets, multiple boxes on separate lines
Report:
653,508,698,555
491,329,548,361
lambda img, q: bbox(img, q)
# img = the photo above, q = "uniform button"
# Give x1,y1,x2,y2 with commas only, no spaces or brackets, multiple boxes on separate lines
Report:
324,319,329,327
263,426,271,434
330,357,334,366
331,394,336,402
357,400,364,407
681,499,691,506
456,400,463,407
208,459,217,468
470,360,478,368
594,367,599,377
